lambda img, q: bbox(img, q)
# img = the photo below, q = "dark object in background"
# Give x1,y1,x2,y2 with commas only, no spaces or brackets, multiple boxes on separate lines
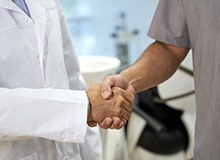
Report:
134,86,189,155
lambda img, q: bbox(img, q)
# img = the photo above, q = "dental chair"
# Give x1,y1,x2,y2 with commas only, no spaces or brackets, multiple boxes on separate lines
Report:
126,66,195,160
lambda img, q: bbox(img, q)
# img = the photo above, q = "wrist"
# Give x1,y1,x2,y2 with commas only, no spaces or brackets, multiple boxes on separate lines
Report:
120,72,136,94
85,90,93,122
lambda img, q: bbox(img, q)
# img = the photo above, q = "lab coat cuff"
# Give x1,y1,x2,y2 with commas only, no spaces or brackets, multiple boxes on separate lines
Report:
60,90,89,143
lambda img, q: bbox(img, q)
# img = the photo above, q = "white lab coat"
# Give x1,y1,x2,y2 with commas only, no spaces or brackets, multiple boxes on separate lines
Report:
0,0,102,159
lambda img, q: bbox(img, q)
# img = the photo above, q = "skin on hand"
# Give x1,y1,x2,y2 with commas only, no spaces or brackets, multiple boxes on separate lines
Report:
101,74,135,99
99,74,135,129
99,41,189,129
86,83,134,129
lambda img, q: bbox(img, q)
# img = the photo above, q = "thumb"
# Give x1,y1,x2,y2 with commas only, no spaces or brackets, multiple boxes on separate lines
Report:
87,121,97,127
101,83,112,99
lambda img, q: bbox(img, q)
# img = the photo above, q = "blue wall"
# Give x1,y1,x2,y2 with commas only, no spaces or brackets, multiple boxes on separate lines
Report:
60,0,159,63
90,0,158,63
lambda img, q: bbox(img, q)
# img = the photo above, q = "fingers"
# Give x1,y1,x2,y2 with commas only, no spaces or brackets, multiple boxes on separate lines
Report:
99,87,133,129
112,87,134,113
101,74,131,99
118,120,126,129
115,86,134,104
99,117,113,129
110,117,127,130
110,117,121,129
87,121,97,127
87,81,134,129
99,117,126,130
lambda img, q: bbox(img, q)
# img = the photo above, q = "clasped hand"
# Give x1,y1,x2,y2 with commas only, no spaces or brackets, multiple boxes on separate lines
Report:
86,82,134,129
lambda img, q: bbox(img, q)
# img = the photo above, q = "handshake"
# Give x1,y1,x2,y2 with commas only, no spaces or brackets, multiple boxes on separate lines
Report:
86,74,135,130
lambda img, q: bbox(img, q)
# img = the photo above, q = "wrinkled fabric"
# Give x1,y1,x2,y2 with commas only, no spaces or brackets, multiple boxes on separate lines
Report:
0,0,102,159
148,0,220,159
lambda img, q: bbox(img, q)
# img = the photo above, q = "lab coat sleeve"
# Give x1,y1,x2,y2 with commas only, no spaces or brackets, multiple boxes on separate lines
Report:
0,87,88,143
55,2,103,159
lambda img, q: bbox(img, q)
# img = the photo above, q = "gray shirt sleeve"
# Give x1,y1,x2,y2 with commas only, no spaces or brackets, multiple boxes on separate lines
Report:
148,0,191,48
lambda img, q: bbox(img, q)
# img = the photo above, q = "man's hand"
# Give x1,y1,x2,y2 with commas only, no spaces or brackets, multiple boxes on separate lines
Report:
99,74,135,129
86,83,134,129
101,74,135,99
97,42,189,129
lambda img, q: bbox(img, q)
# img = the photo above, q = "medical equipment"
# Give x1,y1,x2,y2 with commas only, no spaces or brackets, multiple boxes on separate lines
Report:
127,65,195,160
111,12,138,71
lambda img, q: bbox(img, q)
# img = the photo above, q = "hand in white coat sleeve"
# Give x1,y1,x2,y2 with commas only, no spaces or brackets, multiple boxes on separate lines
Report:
54,2,103,159
0,87,88,143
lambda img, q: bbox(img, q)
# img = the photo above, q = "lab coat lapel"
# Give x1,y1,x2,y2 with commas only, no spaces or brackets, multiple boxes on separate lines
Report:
25,0,46,74
0,0,24,14
0,0,46,68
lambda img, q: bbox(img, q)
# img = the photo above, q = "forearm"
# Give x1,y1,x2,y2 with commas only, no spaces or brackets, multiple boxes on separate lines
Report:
121,41,189,93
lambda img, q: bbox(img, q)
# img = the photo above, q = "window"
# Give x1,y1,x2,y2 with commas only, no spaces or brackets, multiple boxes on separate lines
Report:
59,0,158,60
59,0,96,55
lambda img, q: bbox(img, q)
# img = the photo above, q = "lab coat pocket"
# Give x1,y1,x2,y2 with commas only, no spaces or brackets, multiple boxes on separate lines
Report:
20,153,38,160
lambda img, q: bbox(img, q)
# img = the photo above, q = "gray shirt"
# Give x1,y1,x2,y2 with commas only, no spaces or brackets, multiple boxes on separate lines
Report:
148,0,220,159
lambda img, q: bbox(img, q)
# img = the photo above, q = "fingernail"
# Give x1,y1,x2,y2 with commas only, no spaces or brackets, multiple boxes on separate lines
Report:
102,90,109,98
105,119,113,126
88,121,97,127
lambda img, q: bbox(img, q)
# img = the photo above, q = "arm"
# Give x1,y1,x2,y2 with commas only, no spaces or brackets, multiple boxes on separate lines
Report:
100,0,190,129
121,41,189,92
0,88,88,143
99,41,189,127
101,41,189,95
0,0,90,142
0,85,133,142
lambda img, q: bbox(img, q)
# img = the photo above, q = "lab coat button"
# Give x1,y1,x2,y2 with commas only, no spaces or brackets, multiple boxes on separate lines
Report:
63,156,70,160
45,83,52,88
22,17,28,23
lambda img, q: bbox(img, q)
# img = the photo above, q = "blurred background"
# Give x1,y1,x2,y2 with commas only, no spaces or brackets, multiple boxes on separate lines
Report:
59,1,196,160
59,0,157,62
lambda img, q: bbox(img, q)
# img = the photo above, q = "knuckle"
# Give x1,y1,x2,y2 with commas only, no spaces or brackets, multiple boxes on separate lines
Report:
116,96,124,105
99,123,108,129
114,108,122,116
130,94,135,103
127,104,133,112
123,112,130,120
